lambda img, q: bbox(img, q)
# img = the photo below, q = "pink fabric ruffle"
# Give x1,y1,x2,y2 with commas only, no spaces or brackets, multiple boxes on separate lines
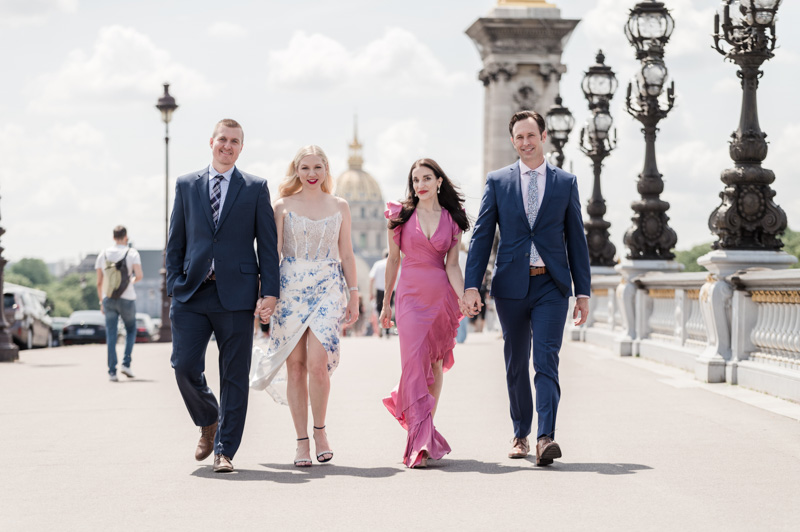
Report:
384,201,404,249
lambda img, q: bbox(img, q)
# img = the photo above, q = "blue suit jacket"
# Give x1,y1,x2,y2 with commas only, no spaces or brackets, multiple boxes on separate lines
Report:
465,161,591,299
166,167,280,311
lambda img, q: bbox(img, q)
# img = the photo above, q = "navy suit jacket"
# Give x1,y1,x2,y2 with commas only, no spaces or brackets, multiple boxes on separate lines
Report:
465,161,591,299
166,167,280,311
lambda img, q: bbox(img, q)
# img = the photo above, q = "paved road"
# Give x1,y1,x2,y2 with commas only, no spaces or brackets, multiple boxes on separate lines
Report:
2,332,799,531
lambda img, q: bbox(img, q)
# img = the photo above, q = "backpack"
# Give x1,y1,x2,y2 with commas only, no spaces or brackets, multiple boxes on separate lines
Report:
102,249,131,299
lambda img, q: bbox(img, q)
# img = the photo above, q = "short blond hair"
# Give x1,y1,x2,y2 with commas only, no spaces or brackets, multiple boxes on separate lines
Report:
279,145,334,197
212,118,244,140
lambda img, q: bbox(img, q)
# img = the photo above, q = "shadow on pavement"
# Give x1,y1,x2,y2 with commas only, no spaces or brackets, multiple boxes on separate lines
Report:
191,463,404,483
429,459,652,476
526,459,653,475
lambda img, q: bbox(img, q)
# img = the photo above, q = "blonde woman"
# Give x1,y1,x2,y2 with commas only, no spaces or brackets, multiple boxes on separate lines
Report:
250,145,359,466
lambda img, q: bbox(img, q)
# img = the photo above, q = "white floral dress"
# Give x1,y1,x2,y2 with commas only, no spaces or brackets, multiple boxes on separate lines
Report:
250,211,347,404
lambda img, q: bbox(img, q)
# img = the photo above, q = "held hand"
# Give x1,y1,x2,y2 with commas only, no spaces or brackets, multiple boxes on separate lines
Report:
462,290,483,317
573,297,589,326
457,297,471,317
379,306,394,329
344,297,360,325
257,296,277,324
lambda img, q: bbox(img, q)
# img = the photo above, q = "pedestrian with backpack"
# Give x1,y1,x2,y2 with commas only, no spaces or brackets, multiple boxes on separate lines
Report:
95,225,143,382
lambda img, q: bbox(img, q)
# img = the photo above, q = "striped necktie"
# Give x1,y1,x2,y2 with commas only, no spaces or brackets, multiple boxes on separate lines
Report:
211,175,224,227
526,169,540,265
206,175,224,280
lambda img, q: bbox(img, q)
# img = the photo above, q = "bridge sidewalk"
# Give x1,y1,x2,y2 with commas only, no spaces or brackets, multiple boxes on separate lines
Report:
1,332,799,531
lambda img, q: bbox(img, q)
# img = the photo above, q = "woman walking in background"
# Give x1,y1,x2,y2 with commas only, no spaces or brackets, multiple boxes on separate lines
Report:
250,145,359,467
380,158,469,468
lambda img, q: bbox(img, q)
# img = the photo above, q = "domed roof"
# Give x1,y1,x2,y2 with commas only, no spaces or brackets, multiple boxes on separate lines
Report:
335,121,384,204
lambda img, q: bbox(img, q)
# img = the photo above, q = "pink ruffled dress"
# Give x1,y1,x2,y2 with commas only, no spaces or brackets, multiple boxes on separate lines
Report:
382,201,463,467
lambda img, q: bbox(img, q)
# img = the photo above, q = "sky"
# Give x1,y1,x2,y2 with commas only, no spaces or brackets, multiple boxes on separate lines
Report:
1,0,799,265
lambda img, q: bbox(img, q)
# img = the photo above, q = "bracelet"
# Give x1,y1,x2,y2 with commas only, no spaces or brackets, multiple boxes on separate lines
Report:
348,287,359,291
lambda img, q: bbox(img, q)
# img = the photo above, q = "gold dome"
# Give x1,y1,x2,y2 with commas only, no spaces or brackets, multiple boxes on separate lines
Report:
335,119,384,203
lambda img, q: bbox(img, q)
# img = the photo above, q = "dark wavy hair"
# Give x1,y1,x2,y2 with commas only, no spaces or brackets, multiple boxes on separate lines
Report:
388,158,470,233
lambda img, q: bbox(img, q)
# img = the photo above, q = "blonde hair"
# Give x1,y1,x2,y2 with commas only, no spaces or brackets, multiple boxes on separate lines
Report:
278,145,334,197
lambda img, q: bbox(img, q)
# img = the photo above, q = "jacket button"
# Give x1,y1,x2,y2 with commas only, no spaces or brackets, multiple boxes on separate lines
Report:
207,259,211,263
525,252,530,257
214,239,218,243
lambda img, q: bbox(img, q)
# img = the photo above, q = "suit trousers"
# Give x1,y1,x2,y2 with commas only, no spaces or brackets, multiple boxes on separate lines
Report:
170,281,254,459
493,272,569,441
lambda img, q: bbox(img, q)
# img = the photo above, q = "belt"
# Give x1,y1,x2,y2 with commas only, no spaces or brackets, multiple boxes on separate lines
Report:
529,266,547,277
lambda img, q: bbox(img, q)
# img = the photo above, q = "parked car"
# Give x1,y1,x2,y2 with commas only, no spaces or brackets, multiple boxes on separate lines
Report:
50,317,69,347
135,313,159,343
3,283,53,349
61,310,106,345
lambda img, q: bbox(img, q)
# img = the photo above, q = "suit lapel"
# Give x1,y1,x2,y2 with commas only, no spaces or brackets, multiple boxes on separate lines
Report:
195,169,215,231
215,168,243,232
509,162,529,227
533,163,556,230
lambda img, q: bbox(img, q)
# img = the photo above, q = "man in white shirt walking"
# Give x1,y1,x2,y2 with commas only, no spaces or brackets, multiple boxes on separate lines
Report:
369,251,390,337
95,225,143,382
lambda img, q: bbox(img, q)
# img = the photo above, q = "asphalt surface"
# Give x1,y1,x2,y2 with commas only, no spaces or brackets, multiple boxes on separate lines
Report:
2,331,799,531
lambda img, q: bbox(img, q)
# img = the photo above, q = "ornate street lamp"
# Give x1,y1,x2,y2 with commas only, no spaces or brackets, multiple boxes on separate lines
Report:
708,0,786,250
545,95,575,169
0,191,19,362
156,83,178,343
623,0,677,261
579,50,618,268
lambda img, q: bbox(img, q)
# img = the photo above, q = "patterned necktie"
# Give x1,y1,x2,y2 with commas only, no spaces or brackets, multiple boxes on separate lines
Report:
526,169,541,265
207,175,224,280
211,175,224,227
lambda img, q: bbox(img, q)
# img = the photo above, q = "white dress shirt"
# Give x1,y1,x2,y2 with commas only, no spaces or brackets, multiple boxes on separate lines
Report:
208,164,234,213
519,159,547,267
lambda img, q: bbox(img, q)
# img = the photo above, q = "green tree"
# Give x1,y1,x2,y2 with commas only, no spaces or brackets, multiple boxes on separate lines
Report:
3,272,33,287
674,242,713,272
782,228,800,268
9,258,52,286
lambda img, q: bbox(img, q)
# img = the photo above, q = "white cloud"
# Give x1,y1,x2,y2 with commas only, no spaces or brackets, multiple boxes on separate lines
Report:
208,21,249,38
267,28,468,96
0,0,77,27
365,119,431,203
31,25,212,113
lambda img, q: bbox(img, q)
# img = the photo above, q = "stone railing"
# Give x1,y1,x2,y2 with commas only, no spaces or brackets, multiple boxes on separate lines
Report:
575,274,621,348
575,267,800,404
728,269,800,402
632,272,709,372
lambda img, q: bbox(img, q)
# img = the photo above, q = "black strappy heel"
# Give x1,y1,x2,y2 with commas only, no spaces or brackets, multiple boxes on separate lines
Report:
294,437,312,467
313,426,333,463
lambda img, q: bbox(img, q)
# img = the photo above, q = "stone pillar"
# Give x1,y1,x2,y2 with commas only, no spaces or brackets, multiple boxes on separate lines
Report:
466,1,580,178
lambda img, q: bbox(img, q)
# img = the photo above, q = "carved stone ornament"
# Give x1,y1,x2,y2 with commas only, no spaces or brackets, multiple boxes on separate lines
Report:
477,62,518,86
513,83,536,111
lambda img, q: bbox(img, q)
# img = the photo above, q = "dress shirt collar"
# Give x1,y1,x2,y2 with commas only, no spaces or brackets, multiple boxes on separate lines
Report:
208,164,235,182
519,158,547,178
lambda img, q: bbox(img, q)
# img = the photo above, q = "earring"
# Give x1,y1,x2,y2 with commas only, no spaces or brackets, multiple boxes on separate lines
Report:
437,186,441,194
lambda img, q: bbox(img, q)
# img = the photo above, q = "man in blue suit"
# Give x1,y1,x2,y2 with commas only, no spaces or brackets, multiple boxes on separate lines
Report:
464,110,590,466
166,118,279,473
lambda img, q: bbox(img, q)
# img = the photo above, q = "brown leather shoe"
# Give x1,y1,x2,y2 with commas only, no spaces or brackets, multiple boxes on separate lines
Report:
213,454,233,473
535,436,562,466
195,421,218,461
508,437,529,459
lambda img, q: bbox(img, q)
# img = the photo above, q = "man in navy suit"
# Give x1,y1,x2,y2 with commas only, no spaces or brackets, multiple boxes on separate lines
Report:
166,118,279,473
464,110,590,466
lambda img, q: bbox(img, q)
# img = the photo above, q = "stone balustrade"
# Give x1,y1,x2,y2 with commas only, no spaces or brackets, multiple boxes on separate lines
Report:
574,268,800,404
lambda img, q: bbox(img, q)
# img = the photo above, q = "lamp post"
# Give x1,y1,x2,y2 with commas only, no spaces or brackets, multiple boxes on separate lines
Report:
544,95,575,169
0,191,19,362
579,50,618,269
156,83,178,343
623,0,677,261
708,0,787,251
